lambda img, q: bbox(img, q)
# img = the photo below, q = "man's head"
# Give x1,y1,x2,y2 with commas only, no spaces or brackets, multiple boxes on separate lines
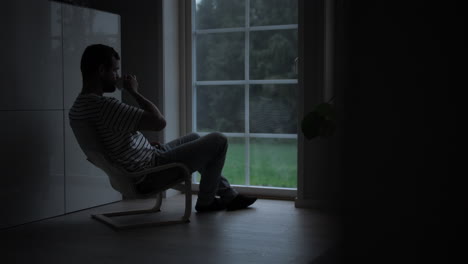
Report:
80,44,120,93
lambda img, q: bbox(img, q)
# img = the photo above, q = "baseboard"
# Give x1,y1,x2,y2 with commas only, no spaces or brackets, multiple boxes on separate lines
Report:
295,198,338,211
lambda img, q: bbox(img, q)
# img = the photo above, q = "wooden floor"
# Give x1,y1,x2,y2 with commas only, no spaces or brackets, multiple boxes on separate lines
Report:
0,195,339,264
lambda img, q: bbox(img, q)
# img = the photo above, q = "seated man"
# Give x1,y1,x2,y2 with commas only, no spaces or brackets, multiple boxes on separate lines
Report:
70,44,257,212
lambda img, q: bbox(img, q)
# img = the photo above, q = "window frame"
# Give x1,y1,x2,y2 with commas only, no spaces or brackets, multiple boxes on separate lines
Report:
190,0,299,196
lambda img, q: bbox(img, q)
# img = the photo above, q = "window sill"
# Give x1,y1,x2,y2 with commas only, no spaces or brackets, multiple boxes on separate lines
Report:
190,183,297,201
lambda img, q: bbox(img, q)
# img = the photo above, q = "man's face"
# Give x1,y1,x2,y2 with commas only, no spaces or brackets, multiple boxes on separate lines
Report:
100,57,120,93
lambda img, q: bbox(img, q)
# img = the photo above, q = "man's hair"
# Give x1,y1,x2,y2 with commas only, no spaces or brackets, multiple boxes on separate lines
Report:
80,44,120,79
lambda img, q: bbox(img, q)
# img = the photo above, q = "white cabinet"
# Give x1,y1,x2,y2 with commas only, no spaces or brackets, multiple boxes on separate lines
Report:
0,1,63,110
62,3,122,109
65,110,121,213
0,1,122,228
0,111,64,229
62,3,122,213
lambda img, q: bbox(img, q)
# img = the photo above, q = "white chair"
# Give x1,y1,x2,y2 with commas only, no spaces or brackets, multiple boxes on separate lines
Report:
69,120,192,230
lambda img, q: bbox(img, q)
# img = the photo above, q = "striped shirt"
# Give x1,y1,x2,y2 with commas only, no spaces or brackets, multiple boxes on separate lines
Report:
69,93,156,172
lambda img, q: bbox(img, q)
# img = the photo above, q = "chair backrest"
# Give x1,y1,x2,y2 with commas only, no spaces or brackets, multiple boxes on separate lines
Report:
69,119,139,198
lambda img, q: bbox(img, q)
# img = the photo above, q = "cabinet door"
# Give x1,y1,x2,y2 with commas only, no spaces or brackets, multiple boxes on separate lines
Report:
62,3,122,110
0,1,63,110
62,5,122,213
64,110,121,213
0,111,64,229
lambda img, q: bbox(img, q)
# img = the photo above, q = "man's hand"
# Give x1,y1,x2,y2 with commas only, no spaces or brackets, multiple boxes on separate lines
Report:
120,73,166,131
122,74,138,94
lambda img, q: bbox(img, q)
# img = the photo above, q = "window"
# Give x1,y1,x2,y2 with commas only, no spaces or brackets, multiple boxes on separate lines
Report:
192,0,298,189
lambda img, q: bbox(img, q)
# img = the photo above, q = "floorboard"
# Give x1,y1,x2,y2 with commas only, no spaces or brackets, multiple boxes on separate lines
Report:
0,195,339,264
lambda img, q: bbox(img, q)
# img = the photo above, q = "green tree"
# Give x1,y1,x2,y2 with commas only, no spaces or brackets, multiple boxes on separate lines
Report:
195,0,298,134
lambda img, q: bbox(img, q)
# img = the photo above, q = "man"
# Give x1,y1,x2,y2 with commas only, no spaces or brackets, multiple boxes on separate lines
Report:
70,44,257,212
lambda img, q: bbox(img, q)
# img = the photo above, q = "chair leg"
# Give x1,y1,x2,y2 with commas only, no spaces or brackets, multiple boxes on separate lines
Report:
151,192,163,211
91,189,191,231
91,213,190,230
183,177,192,222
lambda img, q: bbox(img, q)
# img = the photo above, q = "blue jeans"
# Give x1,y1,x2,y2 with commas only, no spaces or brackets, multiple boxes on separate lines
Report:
154,132,238,207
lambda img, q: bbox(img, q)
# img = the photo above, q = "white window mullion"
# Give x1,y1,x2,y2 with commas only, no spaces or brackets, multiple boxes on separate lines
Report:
195,79,298,86
244,0,251,186
195,24,298,35
196,27,245,34
197,132,297,139
191,0,298,194
250,133,298,139
196,80,246,86
248,79,298,85
250,24,298,31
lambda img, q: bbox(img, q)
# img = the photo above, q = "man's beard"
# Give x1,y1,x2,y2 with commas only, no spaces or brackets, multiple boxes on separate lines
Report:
103,80,117,93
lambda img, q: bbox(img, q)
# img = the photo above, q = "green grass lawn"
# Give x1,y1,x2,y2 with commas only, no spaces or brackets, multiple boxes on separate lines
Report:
196,137,297,188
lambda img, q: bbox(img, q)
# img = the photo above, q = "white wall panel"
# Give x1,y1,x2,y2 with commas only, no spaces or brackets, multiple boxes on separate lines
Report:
0,111,64,229
64,110,121,213
0,1,63,110
62,5,122,212
0,1,124,227
62,3,122,110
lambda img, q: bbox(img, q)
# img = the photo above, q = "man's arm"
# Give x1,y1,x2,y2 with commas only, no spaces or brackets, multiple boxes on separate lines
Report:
123,74,166,131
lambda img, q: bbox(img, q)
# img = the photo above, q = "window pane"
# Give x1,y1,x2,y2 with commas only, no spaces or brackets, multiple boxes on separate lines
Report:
250,138,297,188
195,0,245,29
250,0,298,26
250,84,297,134
196,32,245,81
196,85,244,133
250,29,298,80
196,137,245,185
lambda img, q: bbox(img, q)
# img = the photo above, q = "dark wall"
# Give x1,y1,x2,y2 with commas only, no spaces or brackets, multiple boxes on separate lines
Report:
299,0,343,209
325,1,462,263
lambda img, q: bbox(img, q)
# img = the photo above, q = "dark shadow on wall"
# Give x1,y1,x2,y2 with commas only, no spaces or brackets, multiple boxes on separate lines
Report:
323,0,463,263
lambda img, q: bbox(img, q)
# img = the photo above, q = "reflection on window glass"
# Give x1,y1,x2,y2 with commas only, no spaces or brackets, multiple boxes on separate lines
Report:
197,85,245,133
250,29,298,80
250,0,298,26
250,138,297,188
193,0,299,189
196,32,245,81
250,84,297,134
196,0,245,29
